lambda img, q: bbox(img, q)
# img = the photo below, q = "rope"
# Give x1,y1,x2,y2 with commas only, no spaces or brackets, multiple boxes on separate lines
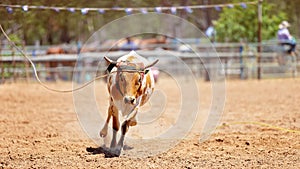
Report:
0,24,144,93
218,121,300,134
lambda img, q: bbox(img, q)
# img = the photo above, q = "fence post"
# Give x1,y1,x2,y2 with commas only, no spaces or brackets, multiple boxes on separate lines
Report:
239,44,245,79
257,0,263,80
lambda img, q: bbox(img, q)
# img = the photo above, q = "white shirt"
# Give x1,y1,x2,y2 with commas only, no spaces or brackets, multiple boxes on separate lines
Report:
205,26,215,38
277,28,292,41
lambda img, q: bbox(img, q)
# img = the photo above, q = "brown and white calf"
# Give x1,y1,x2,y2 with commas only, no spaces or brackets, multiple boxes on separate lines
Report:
100,51,158,157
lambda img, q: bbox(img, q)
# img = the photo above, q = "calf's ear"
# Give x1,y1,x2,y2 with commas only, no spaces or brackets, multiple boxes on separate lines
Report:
104,56,117,64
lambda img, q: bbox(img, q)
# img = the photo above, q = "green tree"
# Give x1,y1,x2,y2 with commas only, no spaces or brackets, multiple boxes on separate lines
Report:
215,1,287,42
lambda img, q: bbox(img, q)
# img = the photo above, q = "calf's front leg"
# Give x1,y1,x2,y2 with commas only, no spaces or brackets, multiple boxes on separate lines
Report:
100,103,117,138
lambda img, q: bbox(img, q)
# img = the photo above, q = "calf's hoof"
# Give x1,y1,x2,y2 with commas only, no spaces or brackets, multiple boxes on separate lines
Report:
105,148,121,158
100,129,107,137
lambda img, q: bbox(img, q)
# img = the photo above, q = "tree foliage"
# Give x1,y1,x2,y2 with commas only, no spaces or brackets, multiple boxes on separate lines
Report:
0,0,165,45
215,1,287,42
0,0,297,44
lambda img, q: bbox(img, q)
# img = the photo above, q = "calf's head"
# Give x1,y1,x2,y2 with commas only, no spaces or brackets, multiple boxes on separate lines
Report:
104,56,158,105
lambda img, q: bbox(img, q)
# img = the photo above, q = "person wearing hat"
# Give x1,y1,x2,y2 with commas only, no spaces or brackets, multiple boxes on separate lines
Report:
277,21,296,54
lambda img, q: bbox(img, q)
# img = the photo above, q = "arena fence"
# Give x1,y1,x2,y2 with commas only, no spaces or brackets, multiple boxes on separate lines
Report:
0,40,299,83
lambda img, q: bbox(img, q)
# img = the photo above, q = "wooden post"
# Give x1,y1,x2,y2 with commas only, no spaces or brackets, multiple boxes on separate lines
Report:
257,0,263,80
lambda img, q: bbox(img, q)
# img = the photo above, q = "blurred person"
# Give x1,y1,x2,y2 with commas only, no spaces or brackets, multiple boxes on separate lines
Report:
205,20,217,43
277,21,296,54
120,37,139,51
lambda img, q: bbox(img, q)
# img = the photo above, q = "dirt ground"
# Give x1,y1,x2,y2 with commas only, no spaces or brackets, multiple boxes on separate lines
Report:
0,78,299,168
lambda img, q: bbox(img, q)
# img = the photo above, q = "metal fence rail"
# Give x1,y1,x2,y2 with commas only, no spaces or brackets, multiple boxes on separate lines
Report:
0,41,299,82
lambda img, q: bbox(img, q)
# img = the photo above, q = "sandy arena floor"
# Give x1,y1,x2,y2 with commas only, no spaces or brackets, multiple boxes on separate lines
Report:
0,78,299,168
